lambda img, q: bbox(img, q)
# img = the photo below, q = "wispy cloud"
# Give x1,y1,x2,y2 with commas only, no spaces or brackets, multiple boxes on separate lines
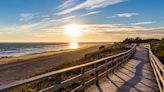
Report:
27,16,75,31
81,24,164,39
19,13,34,21
117,13,139,17
57,0,127,15
130,21,155,25
83,24,144,33
107,12,139,18
58,0,78,10
1,23,164,42
106,16,116,18
41,15,49,18
3,15,76,34
81,11,101,17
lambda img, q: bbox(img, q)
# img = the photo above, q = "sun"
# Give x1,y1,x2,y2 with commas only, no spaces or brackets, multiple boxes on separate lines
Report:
64,24,83,37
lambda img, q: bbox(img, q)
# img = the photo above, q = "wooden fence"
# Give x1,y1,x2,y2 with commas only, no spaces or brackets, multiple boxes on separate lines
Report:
149,46,164,92
0,44,136,92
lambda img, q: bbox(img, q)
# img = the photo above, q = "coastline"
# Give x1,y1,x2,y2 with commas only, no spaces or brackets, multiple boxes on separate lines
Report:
0,45,92,65
0,45,101,85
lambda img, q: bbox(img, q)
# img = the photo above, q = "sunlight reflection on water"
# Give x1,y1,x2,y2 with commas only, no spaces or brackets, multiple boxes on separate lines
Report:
69,42,79,49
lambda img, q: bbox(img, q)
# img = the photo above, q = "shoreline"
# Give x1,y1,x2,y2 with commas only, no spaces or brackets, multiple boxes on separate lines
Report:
0,45,91,65
0,45,102,85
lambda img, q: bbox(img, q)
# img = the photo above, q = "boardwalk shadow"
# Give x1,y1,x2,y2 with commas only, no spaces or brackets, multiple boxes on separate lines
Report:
94,47,158,92
97,84,103,92
115,49,148,92
118,68,157,91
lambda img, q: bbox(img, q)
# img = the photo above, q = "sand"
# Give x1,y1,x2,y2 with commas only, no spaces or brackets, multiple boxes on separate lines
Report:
0,45,100,85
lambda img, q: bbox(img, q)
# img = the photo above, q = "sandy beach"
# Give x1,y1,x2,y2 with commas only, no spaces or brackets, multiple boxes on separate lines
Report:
0,45,100,85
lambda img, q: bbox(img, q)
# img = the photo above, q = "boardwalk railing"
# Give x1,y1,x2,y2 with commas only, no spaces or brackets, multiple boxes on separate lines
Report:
148,45,164,92
0,44,136,92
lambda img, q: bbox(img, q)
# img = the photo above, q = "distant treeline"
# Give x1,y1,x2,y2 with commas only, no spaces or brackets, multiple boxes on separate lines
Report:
122,37,163,44
122,37,164,64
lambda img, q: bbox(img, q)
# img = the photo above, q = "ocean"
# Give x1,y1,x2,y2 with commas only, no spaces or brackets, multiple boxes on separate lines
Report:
0,42,107,57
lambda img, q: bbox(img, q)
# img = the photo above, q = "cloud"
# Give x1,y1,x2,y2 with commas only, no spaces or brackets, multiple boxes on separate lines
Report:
1,15,76,34
23,16,76,31
19,12,52,22
117,13,139,17
81,11,101,16
58,0,78,10
42,18,51,21
1,23,164,42
106,16,116,18
56,0,127,15
19,13,34,21
130,21,155,25
107,12,139,18
83,24,145,33
81,24,164,39
41,15,49,18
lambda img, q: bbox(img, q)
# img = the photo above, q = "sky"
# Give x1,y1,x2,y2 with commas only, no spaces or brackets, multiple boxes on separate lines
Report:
0,0,164,42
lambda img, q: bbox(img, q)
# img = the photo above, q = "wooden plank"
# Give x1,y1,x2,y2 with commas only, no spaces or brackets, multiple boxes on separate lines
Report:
86,47,159,92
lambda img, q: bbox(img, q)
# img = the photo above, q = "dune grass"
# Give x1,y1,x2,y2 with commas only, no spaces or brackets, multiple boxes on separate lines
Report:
151,40,164,64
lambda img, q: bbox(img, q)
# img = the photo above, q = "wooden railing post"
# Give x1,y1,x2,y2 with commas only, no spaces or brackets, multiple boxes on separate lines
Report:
81,67,85,92
94,63,99,86
54,74,62,92
163,72,164,92
124,54,127,63
112,59,115,74
105,60,109,77
123,55,125,63
120,56,123,66
126,53,128,60
121,55,124,65
116,57,119,70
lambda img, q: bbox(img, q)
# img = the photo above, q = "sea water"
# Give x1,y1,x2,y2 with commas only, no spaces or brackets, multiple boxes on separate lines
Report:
0,42,106,57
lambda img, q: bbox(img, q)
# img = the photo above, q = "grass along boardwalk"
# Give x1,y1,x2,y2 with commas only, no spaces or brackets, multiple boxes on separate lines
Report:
86,47,159,92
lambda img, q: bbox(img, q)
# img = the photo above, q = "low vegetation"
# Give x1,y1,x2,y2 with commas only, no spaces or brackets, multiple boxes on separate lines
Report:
8,43,129,92
123,37,164,64
122,37,161,44
150,40,164,64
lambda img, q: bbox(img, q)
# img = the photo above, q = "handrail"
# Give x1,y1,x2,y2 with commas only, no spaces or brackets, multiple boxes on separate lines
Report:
148,45,164,92
0,44,136,92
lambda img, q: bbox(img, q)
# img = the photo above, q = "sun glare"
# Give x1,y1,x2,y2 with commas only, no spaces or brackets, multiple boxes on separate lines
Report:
69,42,79,49
64,24,83,37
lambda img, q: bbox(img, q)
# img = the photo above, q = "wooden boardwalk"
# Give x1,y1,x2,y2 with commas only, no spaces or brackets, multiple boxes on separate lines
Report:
86,47,159,92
